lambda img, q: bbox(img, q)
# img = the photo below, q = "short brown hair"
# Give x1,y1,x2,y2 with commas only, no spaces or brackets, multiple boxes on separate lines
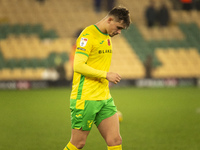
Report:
108,6,131,29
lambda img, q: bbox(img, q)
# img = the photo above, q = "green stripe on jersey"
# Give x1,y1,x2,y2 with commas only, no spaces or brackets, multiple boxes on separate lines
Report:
94,25,108,35
75,51,89,57
76,75,85,100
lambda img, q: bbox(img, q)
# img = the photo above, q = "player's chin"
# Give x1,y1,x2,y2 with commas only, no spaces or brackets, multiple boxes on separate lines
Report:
109,33,117,37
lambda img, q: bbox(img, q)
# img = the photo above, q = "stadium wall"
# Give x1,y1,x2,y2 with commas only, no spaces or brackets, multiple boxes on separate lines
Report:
0,78,199,90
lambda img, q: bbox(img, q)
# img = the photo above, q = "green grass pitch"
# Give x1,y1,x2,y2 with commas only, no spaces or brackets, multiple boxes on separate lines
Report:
0,87,200,150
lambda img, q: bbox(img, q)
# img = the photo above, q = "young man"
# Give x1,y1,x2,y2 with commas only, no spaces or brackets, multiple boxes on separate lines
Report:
64,6,131,150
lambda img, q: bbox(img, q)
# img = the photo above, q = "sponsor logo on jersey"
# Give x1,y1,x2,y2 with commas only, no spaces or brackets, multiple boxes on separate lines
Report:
100,40,104,44
77,47,86,51
98,49,112,54
80,38,88,47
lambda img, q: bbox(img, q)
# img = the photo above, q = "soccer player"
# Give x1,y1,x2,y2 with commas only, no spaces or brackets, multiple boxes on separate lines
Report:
64,6,131,150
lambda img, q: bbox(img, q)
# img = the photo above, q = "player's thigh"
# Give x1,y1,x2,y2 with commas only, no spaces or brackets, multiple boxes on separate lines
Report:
97,113,122,146
97,113,120,137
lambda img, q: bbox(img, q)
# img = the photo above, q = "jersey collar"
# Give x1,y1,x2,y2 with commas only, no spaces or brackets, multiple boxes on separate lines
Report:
94,25,109,36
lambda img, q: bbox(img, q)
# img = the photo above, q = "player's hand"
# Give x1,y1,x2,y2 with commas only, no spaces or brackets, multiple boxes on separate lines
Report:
106,72,121,84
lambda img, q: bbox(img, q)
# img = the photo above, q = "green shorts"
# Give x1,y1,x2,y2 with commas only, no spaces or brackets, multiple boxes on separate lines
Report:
70,98,117,131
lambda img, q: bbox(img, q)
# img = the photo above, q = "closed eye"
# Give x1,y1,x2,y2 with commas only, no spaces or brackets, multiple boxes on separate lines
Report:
117,26,123,30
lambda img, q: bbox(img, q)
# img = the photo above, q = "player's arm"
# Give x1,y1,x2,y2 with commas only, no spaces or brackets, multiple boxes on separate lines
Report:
74,53,121,83
73,53,107,78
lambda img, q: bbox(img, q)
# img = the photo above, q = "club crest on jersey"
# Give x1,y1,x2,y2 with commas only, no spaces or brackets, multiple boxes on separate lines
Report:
80,38,88,47
107,39,110,46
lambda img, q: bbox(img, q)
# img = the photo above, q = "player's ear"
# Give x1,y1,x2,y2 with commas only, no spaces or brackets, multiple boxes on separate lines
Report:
107,17,114,24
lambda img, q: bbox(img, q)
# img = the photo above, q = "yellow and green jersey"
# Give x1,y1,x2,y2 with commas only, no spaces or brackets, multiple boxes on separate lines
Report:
70,25,112,101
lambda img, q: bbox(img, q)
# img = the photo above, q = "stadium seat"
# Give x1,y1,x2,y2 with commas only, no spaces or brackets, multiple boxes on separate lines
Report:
0,0,200,81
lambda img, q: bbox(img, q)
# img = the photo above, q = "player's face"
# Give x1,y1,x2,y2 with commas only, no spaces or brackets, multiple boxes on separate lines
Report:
108,19,125,37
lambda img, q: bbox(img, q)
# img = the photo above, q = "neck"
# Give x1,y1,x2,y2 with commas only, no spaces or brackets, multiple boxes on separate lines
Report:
95,17,107,34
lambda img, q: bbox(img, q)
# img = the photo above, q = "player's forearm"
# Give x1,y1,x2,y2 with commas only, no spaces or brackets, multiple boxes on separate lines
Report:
74,63,107,78
74,54,107,78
